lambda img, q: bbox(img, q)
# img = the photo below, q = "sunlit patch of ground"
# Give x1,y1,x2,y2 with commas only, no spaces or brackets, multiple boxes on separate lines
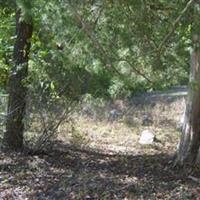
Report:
58,91,185,155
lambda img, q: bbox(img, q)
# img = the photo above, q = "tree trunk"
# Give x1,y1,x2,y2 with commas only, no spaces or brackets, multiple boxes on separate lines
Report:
176,47,200,165
175,2,200,166
3,9,33,151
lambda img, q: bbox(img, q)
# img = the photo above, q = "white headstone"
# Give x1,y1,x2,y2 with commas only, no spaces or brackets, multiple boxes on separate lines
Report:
139,130,155,144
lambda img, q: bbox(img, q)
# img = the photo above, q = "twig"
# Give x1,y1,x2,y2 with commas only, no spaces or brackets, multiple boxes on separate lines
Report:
188,175,200,184
119,59,153,83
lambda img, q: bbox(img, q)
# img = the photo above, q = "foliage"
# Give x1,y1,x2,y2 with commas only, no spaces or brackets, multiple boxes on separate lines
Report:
0,0,195,151
0,6,15,90
0,0,192,99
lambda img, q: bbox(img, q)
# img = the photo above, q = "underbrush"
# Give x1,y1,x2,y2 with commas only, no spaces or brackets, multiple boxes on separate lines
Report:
2,90,197,200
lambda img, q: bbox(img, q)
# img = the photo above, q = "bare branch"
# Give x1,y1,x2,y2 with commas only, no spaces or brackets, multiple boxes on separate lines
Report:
188,175,200,184
119,59,153,84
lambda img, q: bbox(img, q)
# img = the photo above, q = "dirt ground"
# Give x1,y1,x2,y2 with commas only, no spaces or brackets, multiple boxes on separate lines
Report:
1,88,200,199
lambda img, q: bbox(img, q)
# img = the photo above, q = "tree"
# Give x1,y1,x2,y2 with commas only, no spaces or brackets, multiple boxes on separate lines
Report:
3,1,33,150
1,0,199,158
175,1,200,165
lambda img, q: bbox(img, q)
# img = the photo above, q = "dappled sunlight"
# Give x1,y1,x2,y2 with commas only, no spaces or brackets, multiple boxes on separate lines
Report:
1,88,193,199
58,93,183,155
1,0,199,198
0,143,199,199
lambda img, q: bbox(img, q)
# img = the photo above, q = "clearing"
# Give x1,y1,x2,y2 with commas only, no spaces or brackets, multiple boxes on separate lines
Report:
0,87,200,199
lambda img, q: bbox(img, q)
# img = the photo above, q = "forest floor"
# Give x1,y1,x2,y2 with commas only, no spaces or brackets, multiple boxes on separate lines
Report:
1,87,200,199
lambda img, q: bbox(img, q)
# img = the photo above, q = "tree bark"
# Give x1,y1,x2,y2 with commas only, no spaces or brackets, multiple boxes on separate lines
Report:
176,46,200,165
175,0,200,164
3,9,33,150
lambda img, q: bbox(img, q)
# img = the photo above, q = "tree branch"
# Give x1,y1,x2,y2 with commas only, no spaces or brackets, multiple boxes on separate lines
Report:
68,3,122,76
68,2,153,84
158,0,195,52
119,59,153,84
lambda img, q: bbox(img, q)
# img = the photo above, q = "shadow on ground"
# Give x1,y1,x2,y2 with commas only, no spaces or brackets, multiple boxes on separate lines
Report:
0,140,199,200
